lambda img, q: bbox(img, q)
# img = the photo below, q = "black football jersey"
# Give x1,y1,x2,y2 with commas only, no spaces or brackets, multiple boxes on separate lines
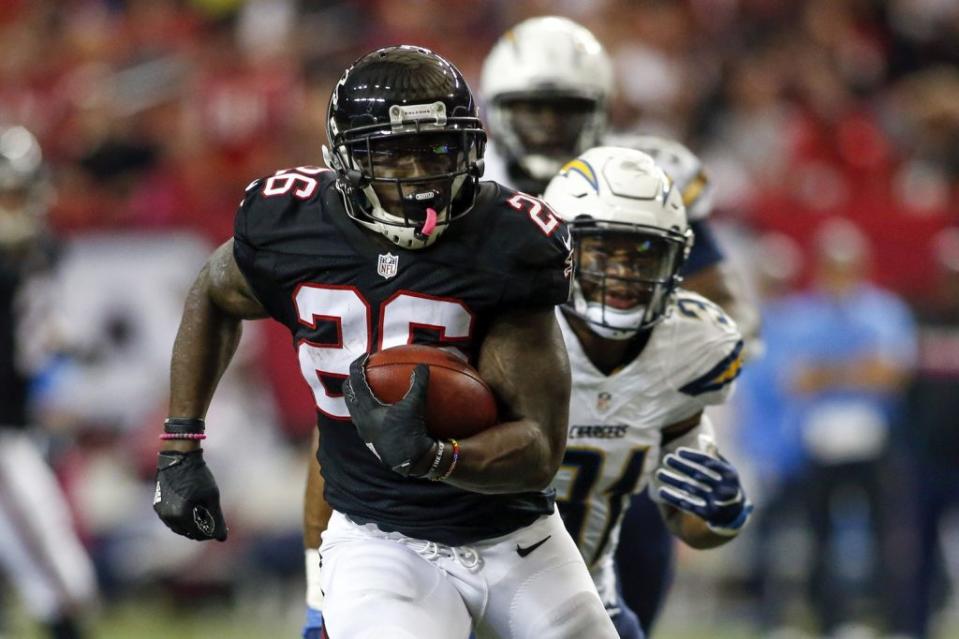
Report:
0,256,27,428
233,167,572,545
0,241,56,429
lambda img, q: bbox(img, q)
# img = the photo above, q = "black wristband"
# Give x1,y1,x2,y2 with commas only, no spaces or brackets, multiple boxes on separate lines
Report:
164,417,206,435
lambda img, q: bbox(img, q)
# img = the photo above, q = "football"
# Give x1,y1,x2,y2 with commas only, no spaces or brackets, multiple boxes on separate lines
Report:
365,344,498,440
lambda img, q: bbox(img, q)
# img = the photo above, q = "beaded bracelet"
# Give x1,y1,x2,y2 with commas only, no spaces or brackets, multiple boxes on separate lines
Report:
164,417,205,435
159,432,207,441
438,439,460,481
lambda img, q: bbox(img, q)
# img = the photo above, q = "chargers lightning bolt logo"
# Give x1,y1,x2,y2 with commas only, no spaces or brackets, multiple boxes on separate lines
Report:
560,159,600,193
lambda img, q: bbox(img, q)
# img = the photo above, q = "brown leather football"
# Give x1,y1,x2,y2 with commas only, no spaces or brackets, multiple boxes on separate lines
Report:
365,344,498,440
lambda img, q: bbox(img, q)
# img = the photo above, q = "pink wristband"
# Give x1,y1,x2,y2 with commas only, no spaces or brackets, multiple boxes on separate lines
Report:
159,433,207,441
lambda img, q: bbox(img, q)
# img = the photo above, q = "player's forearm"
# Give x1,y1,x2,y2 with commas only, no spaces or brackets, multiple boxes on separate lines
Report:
304,430,333,548
663,509,734,550
460,308,570,494
441,418,557,494
164,265,243,451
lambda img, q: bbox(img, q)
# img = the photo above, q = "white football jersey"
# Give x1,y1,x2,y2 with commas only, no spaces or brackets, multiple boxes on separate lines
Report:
551,290,743,570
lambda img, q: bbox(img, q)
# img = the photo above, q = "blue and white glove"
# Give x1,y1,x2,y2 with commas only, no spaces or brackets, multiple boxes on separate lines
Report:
303,548,325,639
302,606,325,639
655,447,753,536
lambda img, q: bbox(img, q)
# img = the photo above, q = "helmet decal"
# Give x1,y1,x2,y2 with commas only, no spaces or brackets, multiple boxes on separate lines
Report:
559,159,599,193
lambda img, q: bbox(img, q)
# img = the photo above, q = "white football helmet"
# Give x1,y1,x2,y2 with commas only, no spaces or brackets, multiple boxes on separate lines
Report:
481,17,614,189
543,146,692,339
0,125,50,249
622,134,713,222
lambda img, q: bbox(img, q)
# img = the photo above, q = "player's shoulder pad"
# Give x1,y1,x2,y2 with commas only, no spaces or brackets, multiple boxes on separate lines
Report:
481,182,573,268
664,290,744,398
472,182,574,308
234,166,337,250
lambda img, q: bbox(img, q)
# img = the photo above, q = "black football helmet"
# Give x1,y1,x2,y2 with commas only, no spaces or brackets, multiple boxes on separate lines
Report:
324,46,487,249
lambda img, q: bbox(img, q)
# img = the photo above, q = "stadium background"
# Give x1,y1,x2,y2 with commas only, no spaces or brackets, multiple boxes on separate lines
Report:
2,0,958,637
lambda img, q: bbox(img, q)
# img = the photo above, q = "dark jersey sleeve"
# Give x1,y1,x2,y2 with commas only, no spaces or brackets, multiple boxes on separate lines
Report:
681,219,724,276
232,178,281,318
491,187,574,309
231,174,329,325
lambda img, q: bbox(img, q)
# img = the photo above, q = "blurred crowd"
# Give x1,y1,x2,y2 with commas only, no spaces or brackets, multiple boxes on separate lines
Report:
1,0,958,637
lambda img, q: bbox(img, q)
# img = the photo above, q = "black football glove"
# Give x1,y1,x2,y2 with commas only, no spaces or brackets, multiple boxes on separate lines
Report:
153,449,228,541
342,354,436,477
655,447,753,536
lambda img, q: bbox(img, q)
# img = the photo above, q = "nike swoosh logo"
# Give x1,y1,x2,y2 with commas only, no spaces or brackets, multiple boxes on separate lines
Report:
516,535,551,558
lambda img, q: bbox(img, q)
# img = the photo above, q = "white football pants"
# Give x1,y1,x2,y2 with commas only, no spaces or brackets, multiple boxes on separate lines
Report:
0,430,97,621
320,507,617,639
588,553,620,610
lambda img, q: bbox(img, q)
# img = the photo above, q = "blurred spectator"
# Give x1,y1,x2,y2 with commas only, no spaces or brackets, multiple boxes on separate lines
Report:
894,227,959,639
735,232,810,633
787,218,916,636
29,232,305,598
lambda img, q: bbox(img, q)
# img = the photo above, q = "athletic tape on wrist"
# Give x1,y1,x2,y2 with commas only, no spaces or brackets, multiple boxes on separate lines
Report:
164,417,206,435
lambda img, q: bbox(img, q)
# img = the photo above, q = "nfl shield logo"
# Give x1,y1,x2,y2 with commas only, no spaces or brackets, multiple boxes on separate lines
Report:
377,253,399,279
596,391,612,412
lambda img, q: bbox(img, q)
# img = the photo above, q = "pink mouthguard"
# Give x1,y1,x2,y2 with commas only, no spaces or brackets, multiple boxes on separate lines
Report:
420,207,438,237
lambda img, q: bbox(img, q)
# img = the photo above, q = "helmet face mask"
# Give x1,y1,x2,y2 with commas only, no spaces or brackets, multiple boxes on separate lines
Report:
325,47,487,250
494,95,600,183
338,129,475,233
571,222,688,339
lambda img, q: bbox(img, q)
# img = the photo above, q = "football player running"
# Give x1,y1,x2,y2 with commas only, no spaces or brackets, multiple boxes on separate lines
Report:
480,16,759,633
480,15,758,350
153,46,617,639
0,126,98,638
542,146,753,638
